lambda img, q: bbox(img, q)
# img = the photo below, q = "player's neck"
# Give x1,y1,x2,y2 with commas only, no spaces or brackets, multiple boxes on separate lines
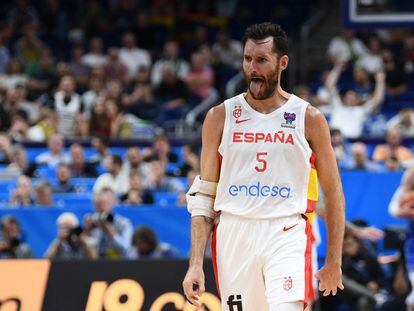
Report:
245,85,291,114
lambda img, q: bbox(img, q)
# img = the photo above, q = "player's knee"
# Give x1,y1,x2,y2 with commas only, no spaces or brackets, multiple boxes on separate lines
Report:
271,301,304,311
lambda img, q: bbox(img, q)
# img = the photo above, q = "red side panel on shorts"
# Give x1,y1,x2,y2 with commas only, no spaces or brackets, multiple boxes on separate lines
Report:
302,215,314,309
211,224,221,297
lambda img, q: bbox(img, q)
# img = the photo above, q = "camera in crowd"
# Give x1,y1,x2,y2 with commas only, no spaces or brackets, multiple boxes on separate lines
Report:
0,237,21,252
89,212,114,227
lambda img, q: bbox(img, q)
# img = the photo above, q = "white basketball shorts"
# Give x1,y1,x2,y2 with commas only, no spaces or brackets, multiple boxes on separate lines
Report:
211,212,313,311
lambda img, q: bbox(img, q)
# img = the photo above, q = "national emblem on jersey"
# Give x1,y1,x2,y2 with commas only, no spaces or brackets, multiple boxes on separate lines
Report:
281,112,296,129
283,276,293,291
233,105,242,118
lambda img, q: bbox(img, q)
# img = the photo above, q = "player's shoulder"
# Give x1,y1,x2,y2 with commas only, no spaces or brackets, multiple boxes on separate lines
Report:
203,103,226,133
304,104,329,140
305,104,326,124
206,103,225,123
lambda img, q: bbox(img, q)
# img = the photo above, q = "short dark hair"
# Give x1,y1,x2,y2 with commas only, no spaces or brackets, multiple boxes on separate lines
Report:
111,154,123,166
243,22,288,56
132,226,157,250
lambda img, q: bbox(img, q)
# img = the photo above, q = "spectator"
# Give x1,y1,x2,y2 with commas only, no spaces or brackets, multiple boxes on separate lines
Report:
0,58,28,90
327,28,368,63
325,62,385,139
7,144,37,177
44,212,97,259
68,45,89,89
127,226,179,259
352,66,373,99
154,65,189,123
120,170,154,205
356,35,384,74
90,136,111,166
174,144,199,177
122,147,143,176
0,132,12,164
81,36,107,69
373,128,412,164
8,109,32,142
34,180,53,206
151,40,189,86
403,32,414,75
26,47,56,97
14,21,44,65
84,188,133,259
69,144,98,178
184,52,214,102
93,154,129,195
133,65,151,84
0,215,33,258
142,134,178,164
212,29,243,71
178,168,198,206
345,142,382,171
118,32,151,79
28,106,58,142
0,22,11,74
103,47,129,86
35,132,70,168
87,96,111,138
53,163,75,193
81,77,104,119
122,83,160,123
330,128,352,168
382,49,407,96
53,75,83,137
8,0,39,32
340,231,388,310
387,108,414,138
10,175,34,206
145,160,185,193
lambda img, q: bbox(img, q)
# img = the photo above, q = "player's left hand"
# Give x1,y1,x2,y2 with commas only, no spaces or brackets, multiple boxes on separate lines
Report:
315,263,344,296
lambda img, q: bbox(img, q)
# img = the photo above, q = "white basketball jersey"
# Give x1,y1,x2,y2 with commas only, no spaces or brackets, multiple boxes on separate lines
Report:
214,93,319,219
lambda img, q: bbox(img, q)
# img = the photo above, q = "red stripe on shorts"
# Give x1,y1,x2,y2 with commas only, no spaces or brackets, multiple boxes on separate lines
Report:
302,215,314,309
211,224,221,297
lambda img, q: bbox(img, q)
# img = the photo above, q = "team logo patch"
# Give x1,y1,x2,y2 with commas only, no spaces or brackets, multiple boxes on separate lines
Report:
281,112,296,129
283,276,293,291
233,105,242,118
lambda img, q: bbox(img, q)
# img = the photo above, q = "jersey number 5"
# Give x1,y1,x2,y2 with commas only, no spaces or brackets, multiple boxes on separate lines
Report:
255,152,268,172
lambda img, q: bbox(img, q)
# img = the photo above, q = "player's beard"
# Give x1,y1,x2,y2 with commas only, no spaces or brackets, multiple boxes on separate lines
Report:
244,65,279,100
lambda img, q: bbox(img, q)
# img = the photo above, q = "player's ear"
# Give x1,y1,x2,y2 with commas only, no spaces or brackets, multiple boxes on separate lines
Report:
279,55,289,71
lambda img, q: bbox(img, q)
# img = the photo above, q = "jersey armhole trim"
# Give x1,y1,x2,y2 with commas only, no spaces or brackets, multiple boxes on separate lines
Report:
218,101,228,155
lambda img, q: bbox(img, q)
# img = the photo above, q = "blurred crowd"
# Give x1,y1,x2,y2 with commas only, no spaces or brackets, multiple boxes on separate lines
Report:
0,0,414,310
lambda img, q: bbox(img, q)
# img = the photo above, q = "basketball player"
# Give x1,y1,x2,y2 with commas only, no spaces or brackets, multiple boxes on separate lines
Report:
389,167,414,311
183,23,345,311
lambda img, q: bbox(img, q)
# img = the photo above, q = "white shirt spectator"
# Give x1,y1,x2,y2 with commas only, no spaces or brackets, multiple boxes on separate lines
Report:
54,91,82,137
329,88,376,139
93,172,130,195
327,36,368,63
212,39,243,69
35,151,70,168
119,47,151,78
356,54,383,74
151,59,189,86
81,53,107,69
387,109,414,138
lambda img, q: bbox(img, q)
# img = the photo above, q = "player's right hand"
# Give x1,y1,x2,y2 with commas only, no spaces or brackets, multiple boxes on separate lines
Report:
182,265,205,307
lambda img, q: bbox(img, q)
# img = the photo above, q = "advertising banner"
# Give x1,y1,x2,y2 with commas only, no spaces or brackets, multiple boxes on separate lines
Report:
0,260,220,311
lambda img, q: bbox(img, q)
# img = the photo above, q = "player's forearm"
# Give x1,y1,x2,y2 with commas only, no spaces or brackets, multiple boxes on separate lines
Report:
324,193,345,265
189,216,214,267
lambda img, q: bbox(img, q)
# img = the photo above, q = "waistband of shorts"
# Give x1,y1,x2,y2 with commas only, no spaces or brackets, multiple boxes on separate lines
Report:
219,212,304,224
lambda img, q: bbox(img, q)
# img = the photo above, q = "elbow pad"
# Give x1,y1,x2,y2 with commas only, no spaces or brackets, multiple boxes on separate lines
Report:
186,175,218,219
